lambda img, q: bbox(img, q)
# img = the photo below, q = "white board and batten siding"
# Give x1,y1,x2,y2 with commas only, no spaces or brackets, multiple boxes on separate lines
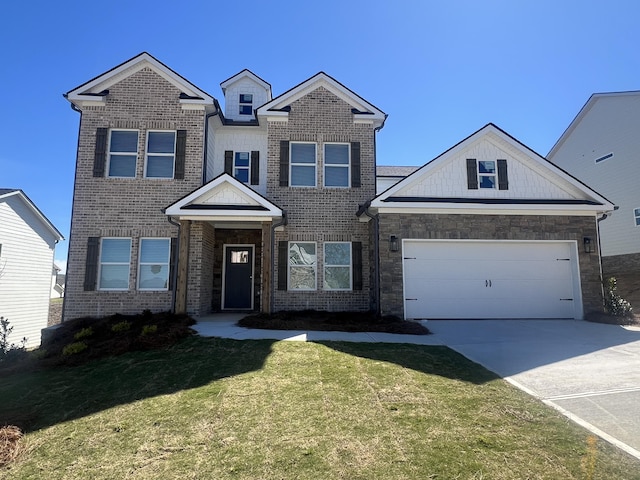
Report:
548,93,640,257
402,240,583,320
0,194,61,348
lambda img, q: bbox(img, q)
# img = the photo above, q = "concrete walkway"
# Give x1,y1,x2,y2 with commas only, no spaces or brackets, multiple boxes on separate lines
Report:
194,314,640,460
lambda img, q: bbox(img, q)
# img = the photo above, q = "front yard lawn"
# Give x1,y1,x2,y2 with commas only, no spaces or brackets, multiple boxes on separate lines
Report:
1,337,639,479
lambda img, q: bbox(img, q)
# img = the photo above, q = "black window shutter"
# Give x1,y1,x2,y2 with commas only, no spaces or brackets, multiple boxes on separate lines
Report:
277,241,288,290
466,158,478,189
250,151,260,185
279,141,289,187
497,159,508,190
352,241,363,290
175,130,187,179
351,142,361,188
93,128,108,177
169,237,178,290
84,237,100,291
224,151,233,175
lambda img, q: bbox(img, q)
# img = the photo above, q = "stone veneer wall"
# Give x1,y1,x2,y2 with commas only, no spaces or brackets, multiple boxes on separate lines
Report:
64,67,205,320
602,253,640,309
267,87,376,312
378,213,603,318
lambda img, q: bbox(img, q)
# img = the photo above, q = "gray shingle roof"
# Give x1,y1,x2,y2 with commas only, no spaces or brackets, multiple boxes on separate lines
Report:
377,166,419,177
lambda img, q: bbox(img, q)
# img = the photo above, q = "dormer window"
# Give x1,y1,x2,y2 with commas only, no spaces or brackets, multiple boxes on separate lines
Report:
478,160,496,189
239,94,253,115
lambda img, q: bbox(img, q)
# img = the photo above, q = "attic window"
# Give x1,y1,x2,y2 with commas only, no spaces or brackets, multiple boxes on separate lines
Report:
595,153,613,164
634,208,640,226
239,94,253,115
478,160,496,188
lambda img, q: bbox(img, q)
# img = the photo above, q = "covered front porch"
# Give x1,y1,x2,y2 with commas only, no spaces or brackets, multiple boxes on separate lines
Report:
165,174,284,317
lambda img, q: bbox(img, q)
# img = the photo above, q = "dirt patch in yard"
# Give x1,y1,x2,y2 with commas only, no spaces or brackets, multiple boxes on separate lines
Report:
238,310,430,335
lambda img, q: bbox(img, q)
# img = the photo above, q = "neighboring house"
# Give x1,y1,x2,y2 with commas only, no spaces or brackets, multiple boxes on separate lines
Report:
0,189,63,347
63,53,612,322
51,264,65,298
548,91,640,308
376,166,418,194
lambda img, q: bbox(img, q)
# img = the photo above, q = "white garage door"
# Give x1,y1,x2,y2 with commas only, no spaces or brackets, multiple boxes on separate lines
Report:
403,240,581,319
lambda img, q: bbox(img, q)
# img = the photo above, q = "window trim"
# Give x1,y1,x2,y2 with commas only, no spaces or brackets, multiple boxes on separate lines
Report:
234,151,251,183
323,143,351,188
144,130,177,179
98,238,131,291
634,208,640,227
107,129,138,178
239,94,253,115
478,160,497,189
323,242,352,291
288,241,317,291
289,142,317,187
137,237,171,291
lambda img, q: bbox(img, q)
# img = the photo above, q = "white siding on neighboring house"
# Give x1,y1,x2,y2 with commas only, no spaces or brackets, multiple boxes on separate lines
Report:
548,93,640,257
0,194,61,348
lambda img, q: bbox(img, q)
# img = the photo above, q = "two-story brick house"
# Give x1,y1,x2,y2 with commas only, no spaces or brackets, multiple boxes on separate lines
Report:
64,52,614,322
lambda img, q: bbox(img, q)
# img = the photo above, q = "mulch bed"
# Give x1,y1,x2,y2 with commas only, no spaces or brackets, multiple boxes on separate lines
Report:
238,310,431,335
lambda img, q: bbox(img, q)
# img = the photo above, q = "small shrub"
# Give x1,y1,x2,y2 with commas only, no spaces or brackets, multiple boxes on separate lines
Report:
73,327,93,341
0,317,27,362
111,321,131,333
141,324,158,336
62,342,88,356
603,277,633,318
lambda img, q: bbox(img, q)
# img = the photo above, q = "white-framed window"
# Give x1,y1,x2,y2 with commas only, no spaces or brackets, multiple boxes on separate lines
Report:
239,94,253,115
634,208,640,226
478,160,496,189
98,238,131,290
108,130,138,178
234,152,250,183
324,143,350,187
145,131,176,178
290,142,316,187
324,242,352,290
288,242,317,290
138,238,171,290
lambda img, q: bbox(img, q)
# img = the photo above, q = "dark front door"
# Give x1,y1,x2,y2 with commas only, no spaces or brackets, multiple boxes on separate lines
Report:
223,245,254,309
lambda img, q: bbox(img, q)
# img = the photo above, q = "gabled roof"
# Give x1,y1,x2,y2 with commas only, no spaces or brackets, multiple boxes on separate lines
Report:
65,52,215,109
220,69,272,98
0,189,64,240
164,174,282,221
548,90,640,157
368,123,614,215
256,72,387,128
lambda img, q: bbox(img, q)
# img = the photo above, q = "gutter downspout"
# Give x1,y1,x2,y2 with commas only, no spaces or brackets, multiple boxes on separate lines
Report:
167,215,181,313
361,201,380,316
270,211,288,313
202,105,219,185
596,208,616,310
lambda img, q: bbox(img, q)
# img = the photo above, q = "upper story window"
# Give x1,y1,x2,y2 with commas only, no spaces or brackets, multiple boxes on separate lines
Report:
145,131,176,178
290,142,317,187
138,238,170,290
634,208,640,226
98,238,131,290
478,160,496,189
234,152,250,183
288,242,317,290
239,94,253,115
108,130,138,177
324,144,350,187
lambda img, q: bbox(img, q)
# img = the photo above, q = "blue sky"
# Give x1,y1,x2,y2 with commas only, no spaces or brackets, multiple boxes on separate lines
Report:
1,0,638,270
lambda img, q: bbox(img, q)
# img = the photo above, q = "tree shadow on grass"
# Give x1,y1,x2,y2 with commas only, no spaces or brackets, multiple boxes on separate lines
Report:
319,341,500,385
0,336,276,433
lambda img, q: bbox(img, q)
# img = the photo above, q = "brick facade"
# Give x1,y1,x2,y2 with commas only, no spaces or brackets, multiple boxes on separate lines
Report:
64,68,205,320
602,253,640,308
267,87,376,312
378,213,604,318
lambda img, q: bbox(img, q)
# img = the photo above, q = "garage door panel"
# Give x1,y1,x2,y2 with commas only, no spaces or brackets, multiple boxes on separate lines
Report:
402,241,580,319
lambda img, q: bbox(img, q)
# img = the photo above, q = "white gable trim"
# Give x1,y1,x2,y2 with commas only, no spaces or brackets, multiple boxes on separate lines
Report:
220,69,272,96
256,72,386,128
165,174,282,221
371,124,614,214
65,52,214,109
0,190,64,241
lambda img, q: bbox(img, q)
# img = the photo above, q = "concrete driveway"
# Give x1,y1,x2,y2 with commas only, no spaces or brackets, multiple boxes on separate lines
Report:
427,319,640,459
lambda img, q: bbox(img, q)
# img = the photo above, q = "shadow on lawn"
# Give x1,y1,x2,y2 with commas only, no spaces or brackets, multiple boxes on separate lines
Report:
0,336,277,433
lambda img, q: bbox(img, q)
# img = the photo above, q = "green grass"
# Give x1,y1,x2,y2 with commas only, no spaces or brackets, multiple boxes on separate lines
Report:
1,337,639,479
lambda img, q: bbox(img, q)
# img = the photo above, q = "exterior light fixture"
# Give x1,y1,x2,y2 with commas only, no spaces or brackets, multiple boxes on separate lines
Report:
583,237,594,254
389,235,399,252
